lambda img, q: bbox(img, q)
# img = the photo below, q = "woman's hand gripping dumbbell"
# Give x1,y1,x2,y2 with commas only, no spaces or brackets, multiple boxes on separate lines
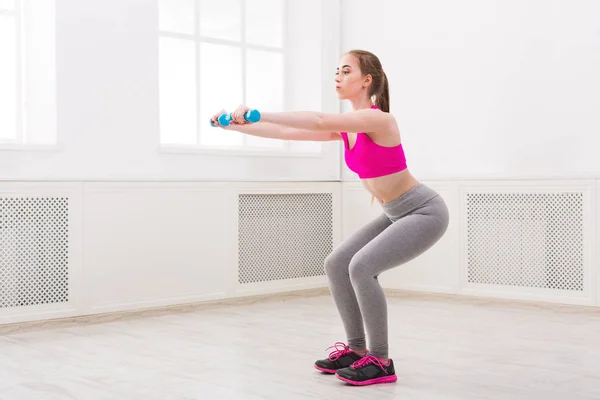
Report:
210,105,261,127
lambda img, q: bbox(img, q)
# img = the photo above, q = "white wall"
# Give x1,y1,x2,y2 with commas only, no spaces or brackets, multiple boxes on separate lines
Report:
0,0,346,325
0,181,340,325
0,0,342,182
3,1,600,329
341,0,600,181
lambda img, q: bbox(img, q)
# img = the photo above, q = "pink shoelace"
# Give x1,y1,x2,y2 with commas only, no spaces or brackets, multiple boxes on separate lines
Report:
350,355,390,371
326,342,355,361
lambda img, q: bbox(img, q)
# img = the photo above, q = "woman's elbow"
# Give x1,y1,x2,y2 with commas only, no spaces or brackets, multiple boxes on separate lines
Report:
314,114,330,131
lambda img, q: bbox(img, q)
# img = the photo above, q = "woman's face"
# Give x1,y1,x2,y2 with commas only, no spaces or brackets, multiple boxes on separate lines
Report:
334,54,369,100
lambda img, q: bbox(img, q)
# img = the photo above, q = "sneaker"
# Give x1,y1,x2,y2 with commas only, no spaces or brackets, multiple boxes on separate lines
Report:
314,342,367,374
335,355,397,386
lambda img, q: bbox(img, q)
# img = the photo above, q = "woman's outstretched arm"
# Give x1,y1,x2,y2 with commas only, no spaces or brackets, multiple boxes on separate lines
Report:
223,122,341,142
260,108,394,133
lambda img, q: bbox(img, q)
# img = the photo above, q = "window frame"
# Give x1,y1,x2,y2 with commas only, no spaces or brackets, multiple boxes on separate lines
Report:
0,0,59,152
158,0,323,157
0,1,22,145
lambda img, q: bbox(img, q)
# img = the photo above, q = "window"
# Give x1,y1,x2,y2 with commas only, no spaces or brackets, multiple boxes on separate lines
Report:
158,0,321,155
0,1,19,143
0,0,56,147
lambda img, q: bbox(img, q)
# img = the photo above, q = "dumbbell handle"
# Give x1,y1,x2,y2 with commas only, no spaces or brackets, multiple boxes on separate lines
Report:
210,109,261,127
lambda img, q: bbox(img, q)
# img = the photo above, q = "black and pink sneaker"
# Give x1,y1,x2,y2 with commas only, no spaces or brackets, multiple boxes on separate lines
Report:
314,342,366,374
335,355,397,386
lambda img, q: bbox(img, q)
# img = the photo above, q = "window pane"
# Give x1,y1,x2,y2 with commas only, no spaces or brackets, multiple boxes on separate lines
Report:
23,0,57,145
0,0,15,10
158,0,194,35
0,15,16,141
159,37,196,145
246,0,284,48
246,49,284,148
199,0,241,41
199,43,243,147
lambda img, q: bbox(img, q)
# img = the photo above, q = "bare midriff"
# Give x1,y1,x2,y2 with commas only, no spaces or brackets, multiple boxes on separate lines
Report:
360,169,420,204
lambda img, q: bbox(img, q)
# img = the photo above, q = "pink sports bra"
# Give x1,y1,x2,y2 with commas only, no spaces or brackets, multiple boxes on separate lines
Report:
340,106,407,179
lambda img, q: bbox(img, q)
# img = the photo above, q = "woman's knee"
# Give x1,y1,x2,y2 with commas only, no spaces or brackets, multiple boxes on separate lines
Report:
323,251,350,278
348,256,374,283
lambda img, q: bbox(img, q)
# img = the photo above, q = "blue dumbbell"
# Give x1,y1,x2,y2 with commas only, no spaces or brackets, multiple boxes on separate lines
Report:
210,109,261,127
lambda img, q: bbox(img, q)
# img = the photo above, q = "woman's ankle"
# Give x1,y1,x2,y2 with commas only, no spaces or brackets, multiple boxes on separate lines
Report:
351,348,368,356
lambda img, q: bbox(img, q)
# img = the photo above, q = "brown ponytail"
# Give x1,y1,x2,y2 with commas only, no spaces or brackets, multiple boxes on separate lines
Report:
376,71,390,112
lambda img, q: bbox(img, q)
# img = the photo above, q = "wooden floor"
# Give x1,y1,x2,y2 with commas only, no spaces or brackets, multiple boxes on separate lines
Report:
1,291,600,400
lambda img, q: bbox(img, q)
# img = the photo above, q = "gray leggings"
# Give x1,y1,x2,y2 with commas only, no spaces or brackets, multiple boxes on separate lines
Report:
324,183,449,359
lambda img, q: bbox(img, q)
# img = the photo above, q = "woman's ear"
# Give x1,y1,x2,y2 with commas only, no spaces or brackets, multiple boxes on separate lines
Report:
363,74,373,88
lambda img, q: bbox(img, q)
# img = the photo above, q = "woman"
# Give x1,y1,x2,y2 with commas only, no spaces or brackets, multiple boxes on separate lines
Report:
212,49,449,386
